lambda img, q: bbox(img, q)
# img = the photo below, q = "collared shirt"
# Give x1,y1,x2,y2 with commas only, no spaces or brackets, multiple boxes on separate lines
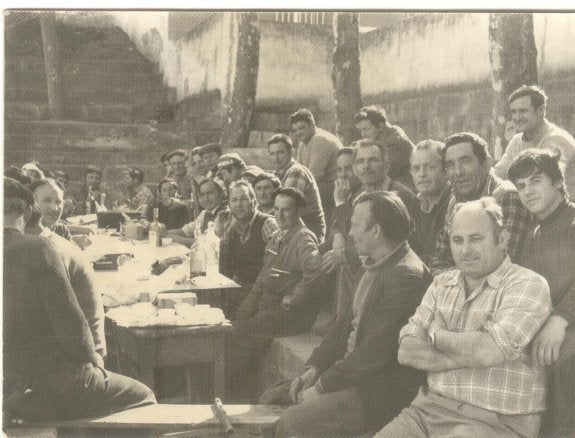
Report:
400,257,550,414
430,171,533,275
495,119,575,198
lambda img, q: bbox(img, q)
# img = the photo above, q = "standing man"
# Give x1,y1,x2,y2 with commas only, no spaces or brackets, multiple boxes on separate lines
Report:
354,105,415,190
272,192,430,438
225,188,322,402
3,177,156,422
253,172,281,215
509,149,575,437
409,139,451,266
218,180,278,314
376,198,551,438
430,132,532,275
268,133,326,243
290,109,342,224
495,85,575,198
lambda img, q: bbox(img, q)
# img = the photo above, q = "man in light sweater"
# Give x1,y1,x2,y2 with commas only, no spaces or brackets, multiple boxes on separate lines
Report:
494,84,575,198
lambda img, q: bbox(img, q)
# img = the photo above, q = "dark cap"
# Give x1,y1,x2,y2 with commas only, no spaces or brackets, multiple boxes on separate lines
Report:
5,177,35,206
165,149,187,161
200,143,222,156
217,152,245,170
241,165,265,179
273,187,306,209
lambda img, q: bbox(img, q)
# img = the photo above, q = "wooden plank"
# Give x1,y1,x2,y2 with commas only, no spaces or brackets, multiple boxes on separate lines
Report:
31,404,283,429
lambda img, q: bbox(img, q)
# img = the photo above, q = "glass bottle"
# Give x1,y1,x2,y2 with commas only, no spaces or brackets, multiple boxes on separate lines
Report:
148,207,165,247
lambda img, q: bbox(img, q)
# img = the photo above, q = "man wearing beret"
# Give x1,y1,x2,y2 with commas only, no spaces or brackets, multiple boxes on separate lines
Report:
3,177,156,423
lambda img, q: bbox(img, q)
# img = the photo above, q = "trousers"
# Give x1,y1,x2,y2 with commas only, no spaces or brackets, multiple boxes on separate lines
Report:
374,387,541,438
4,362,156,422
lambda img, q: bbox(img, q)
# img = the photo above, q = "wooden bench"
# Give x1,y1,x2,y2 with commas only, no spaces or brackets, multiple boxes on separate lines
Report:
4,404,284,438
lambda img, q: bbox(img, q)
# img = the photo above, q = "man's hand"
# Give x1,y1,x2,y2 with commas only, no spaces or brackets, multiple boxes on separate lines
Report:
333,179,350,206
531,315,568,366
298,385,320,404
282,295,294,311
289,367,318,403
71,234,92,250
321,249,345,274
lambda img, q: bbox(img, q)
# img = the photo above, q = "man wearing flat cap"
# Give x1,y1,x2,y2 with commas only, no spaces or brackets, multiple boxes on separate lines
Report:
3,177,156,423
225,187,323,402
200,143,223,180
217,152,246,189
166,149,193,200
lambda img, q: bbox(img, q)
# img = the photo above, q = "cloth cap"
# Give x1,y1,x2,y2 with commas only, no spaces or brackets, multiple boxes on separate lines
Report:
4,177,35,206
217,152,245,169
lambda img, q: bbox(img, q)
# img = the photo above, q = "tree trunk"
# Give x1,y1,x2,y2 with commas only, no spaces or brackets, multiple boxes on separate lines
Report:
488,13,537,159
332,12,362,147
221,12,260,149
39,11,64,119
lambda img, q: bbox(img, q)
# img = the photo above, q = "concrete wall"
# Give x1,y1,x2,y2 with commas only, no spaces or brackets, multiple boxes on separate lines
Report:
360,12,575,144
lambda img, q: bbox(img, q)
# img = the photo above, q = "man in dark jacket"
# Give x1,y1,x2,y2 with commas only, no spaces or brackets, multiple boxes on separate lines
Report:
3,177,156,423
273,191,430,438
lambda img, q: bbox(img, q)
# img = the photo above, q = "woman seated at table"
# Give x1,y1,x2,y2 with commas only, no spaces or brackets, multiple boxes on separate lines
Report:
150,178,191,230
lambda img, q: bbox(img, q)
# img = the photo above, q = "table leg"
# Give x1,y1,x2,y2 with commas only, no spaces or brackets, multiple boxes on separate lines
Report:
214,336,226,400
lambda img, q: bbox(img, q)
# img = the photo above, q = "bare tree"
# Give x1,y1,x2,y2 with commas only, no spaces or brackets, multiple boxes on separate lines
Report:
489,13,537,158
39,11,64,119
332,12,362,146
221,12,260,149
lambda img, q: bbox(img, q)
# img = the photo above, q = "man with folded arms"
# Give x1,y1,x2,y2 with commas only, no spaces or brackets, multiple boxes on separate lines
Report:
509,149,575,437
273,191,430,438
375,197,551,438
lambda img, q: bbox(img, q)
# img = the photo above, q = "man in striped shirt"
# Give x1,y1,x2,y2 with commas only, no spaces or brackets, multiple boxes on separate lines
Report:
375,197,551,438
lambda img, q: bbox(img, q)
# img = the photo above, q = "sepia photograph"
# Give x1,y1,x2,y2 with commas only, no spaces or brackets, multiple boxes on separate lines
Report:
3,7,575,437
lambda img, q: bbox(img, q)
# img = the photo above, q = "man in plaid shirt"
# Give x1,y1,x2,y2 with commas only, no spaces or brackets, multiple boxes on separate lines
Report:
375,197,551,438
430,132,532,276
268,133,326,243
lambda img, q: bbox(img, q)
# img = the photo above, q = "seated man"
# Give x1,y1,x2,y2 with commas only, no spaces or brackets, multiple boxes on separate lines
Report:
3,177,156,422
118,166,154,214
273,191,430,438
218,180,278,314
225,188,322,402
430,132,532,275
268,133,326,243
53,170,76,219
200,143,223,180
409,139,451,266
354,105,415,190
25,179,106,358
325,139,417,317
153,178,190,230
509,149,575,437
217,152,246,190
30,178,92,250
375,197,551,438
69,165,109,214
253,172,281,215
168,178,227,246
